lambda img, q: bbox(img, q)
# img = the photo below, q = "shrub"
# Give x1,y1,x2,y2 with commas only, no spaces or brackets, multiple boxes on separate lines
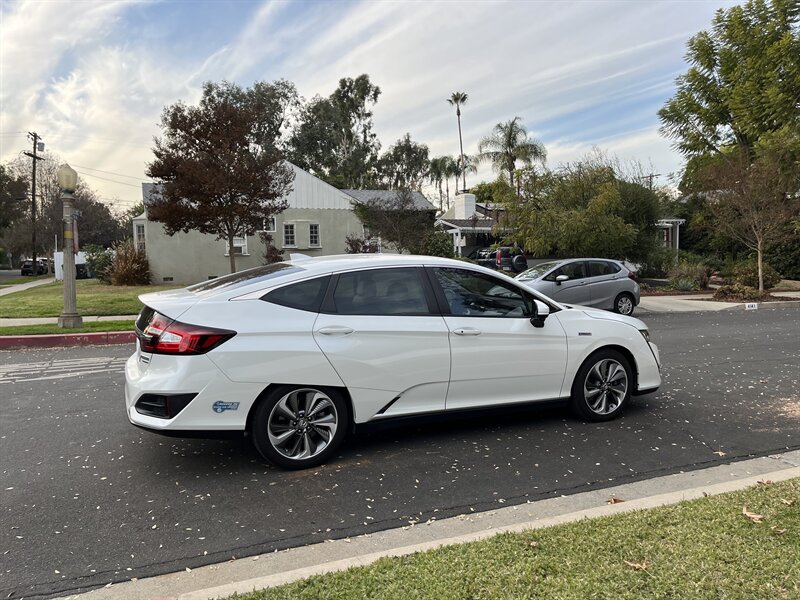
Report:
713,284,767,302
109,239,150,285
259,232,284,264
420,230,454,258
669,277,699,292
84,244,114,283
638,246,678,278
734,261,781,290
668,256,711,289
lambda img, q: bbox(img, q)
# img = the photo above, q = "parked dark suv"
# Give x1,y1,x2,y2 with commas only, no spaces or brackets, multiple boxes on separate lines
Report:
20,260,47,276
469,247,528,273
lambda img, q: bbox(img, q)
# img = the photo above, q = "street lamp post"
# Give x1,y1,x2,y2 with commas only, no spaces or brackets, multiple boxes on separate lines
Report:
57,164,82,329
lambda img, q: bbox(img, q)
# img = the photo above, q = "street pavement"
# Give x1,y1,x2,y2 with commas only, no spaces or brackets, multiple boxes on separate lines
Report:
1,305,799,599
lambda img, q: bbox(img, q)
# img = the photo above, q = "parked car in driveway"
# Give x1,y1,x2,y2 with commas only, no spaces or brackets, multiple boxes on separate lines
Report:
20,259,47,276
126,255,660,469
515,258,640,315
468,247,528,273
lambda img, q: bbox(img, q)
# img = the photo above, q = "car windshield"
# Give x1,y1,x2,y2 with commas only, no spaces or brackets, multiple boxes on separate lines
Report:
187,263,305,295
515,261,560,281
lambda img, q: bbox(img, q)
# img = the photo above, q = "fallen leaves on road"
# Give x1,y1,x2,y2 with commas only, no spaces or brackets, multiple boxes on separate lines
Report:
607,497,625,504
742,506,765,523
713,450,727,457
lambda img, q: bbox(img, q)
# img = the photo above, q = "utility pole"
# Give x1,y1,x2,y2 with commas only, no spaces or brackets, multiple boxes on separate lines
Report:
23,132,45,271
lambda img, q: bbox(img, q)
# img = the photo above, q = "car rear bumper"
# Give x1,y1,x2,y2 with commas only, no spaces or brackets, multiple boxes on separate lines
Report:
125,348,264,432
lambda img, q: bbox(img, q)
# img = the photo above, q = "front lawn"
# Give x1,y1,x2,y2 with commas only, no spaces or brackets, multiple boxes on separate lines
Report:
232,478,800,599
0,279,182,318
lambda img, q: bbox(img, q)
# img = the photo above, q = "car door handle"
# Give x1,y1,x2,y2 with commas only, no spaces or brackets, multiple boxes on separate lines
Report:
316,326,354,335
453,328,481,336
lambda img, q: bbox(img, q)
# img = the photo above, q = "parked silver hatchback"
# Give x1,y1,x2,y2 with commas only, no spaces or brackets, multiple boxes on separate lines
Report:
515,258,640,315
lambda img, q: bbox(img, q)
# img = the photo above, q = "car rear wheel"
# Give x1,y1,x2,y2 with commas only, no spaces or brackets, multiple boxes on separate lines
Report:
251,385,349,469
613,292,635,316
570,349,632,421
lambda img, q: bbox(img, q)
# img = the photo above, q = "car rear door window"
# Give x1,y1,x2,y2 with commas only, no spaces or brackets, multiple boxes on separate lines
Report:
332,268,432,315
432,267,533,317
264,275,331,312
588,261,616,277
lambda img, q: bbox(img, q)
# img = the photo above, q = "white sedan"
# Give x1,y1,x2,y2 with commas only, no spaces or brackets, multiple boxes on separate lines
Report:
125,255,661,469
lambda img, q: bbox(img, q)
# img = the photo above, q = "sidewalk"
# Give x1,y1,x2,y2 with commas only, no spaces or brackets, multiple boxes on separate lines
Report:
0,276,54,297
59,450,800,600
638,290,800,314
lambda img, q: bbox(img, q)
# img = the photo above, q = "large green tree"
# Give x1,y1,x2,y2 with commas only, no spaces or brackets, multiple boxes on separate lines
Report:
147,80,294,273
659,0,800,157
499,157,660,261
352,189,436,254
478,117,546,188
289,74,381,188
378,134,429,191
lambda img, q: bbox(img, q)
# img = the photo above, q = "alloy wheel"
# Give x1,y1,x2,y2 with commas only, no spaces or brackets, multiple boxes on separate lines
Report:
583,359,628,415
617,295,634,315
267,388,338,460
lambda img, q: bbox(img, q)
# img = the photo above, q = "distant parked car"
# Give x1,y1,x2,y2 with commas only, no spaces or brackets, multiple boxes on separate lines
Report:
469,247,528,273
515,258,640,315
20,260,46,276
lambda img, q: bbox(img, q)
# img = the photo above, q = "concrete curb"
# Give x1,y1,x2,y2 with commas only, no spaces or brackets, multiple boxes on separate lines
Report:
61,450,800,600
0,331,135,350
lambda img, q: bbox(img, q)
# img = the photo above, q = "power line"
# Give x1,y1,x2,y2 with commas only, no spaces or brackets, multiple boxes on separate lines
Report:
71,164,146,181
74,170,142,188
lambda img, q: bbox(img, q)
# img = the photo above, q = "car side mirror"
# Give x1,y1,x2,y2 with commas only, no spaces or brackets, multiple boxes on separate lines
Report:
555,274,569,286
530,299,550,328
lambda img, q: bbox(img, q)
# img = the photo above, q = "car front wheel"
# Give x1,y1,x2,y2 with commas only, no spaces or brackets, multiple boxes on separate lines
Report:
251,385,349,469
613,292,635,316
570,350,632,421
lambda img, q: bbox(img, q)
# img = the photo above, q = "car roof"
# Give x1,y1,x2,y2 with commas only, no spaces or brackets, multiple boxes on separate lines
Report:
194,254,515,300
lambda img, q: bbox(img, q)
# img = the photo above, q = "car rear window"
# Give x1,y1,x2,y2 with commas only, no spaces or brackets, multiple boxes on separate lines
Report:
264,276,331,312
187,263,305,295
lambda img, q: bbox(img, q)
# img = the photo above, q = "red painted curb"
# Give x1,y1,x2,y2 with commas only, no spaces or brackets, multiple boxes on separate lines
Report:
0,331,136,350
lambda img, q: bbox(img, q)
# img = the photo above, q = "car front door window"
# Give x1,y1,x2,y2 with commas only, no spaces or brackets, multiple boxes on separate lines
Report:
433,267,532,317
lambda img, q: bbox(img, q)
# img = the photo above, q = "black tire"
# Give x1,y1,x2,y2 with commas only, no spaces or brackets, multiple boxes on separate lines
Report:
512,254,528,273
570,349,633,422
613,292,635,316
251,385,350,470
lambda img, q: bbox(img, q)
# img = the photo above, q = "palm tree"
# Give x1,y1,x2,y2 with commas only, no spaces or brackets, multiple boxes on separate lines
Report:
443,156,460,208
458,154,478,189
428,156,446,212
447,91,468,192
478,117,546,188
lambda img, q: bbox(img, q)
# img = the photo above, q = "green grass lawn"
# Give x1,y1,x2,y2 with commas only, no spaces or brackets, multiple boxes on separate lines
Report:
0,320,135,336
1,274,51,285
231,478,800,600
0,279,182,318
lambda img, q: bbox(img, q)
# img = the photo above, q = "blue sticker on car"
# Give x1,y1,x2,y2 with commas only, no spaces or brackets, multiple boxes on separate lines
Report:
212,401,240,413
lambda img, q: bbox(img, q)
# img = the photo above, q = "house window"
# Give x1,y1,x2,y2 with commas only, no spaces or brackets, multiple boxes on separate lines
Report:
225,236,248,255
260,217,276,233
283,223,296,247
135,224,146,253
309,224,320,247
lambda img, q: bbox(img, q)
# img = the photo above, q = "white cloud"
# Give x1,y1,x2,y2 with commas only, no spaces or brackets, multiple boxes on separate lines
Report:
1,0,737,208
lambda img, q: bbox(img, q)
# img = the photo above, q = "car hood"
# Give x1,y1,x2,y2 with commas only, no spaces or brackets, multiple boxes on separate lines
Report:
563,304,646,330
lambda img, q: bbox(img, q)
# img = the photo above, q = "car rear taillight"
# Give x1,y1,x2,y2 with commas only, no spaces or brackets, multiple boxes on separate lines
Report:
627,271,637,280
137,311,235,355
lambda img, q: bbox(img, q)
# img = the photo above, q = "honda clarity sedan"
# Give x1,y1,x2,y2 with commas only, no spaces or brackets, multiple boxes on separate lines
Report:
126,255,660,469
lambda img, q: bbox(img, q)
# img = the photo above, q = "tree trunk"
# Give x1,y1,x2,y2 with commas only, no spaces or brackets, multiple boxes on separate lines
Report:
228,233,237,273
445,178,450,206
508,158,515,189
757,238,764,293
457,109,465,193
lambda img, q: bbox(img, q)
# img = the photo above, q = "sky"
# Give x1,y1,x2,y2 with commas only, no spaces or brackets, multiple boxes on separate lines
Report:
0,0,738,212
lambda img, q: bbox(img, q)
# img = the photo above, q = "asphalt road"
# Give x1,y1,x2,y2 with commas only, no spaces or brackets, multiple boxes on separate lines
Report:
1,306,799,599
